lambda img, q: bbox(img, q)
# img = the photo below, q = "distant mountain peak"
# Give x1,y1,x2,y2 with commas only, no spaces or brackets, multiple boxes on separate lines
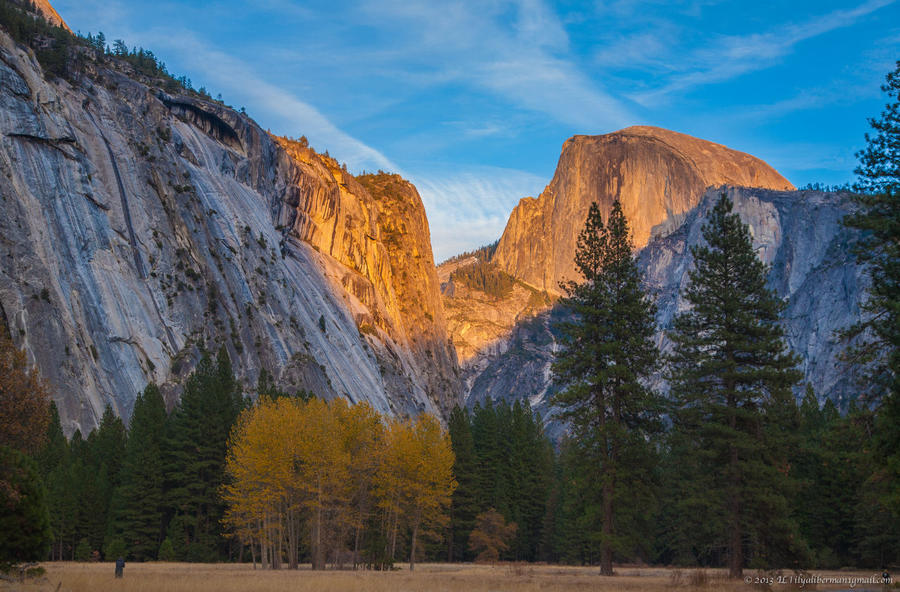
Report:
492,126,795,294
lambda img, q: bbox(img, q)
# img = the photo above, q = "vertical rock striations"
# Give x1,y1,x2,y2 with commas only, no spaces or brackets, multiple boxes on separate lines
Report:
463,187,868,424
0,29,459,433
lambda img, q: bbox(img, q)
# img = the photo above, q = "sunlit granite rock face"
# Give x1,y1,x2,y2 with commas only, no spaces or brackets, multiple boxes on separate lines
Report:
463,186,868,425
492,127,795,295
32,0,70,32
0,30,459,434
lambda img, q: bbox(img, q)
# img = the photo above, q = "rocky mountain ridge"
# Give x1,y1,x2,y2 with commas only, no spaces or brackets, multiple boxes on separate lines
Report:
492,126,795,295
440,130,865,418
0,24,459,434
439,127,798,369
458,186,867,424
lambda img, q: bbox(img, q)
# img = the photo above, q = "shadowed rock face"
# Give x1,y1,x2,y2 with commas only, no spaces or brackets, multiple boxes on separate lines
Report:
463,187,869,427
0,31,459,434
492,126,795,295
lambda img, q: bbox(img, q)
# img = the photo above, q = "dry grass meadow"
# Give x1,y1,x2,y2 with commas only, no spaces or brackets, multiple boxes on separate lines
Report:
2,562,894,592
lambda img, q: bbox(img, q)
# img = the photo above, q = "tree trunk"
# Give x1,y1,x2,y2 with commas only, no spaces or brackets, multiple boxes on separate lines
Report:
600,469,614,575
409,520,419,571
727,384,743,579
260,516,269,570
728,443,743,578
314,475,324,570
389,504,400,563
354,522,361,570
599,385,614,577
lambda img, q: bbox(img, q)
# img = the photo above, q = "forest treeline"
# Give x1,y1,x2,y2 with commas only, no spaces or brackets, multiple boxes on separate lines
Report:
3,343,897,570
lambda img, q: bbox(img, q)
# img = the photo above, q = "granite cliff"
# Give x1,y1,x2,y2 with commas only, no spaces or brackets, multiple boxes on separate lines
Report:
441,130,864,419
0,22,459,434
492,126,794,295
440,127,795,368
459,186,867,426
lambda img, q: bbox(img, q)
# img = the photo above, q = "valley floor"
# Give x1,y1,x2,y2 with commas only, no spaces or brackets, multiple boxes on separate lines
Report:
3,562,892,592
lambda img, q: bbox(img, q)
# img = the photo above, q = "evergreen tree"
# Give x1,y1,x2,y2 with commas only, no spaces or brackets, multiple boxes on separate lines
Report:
106,384,167,560
506,400,553,561
845,60,900,522
0,446,51,565
447,406,478,561
164,348,243,561
94,405,127,488
462,399,554,562
551,200,662,575
34,401,67,478
470,400,506,514
35,402,73,560
70,437,110,557
667,193,803,577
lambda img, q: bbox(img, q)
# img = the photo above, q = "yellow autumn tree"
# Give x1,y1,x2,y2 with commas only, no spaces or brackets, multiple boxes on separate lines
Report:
224,396,449,571
375,414,457,570
222,396,302,568
331,400,383,568
294,397,351,569
0,330,50,454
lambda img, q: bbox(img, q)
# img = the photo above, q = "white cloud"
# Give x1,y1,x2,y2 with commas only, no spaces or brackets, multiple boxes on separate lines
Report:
630,0,897,104
411,166,548,261
139,32,399,173
356,0,637,131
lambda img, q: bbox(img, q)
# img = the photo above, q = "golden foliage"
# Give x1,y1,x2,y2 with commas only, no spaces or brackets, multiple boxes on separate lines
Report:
222,397,455,570
0,331,50,455
468,508,517,564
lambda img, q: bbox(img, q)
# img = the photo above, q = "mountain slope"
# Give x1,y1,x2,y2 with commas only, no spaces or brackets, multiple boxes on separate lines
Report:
492,126,794,294
464,186,867,425
0,27,459,433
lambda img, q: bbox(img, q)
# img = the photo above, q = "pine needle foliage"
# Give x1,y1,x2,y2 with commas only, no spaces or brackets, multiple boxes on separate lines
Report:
551,200,663,575
666,193,803,577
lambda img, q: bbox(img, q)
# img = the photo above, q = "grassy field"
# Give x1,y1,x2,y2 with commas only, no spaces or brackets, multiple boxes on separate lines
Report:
2,562,893,592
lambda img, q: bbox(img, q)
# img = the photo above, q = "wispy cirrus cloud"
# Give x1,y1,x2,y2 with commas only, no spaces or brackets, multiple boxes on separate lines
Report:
144,32,400,172
355,0,636,131
412,165,548,262
625,0,897,104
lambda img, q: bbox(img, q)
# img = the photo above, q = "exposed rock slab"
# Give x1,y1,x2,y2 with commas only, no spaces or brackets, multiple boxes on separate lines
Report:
492,126,794,295
464,187,868,425
0,31,459,433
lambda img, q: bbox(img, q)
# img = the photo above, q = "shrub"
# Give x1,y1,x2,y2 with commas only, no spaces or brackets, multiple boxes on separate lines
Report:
158,537,176,561
74,538,92,561
104,537,126,560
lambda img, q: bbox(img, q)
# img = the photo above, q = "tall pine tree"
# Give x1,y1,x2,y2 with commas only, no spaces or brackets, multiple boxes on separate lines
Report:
164,347,243,561
846,59,900,522
552,200,662,575
667,193,802,577
447,406,478,561
106,384,167,560
35,402,73,560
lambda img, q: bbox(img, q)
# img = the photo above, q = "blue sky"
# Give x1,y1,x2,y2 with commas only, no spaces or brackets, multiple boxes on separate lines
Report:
54,0,900,261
